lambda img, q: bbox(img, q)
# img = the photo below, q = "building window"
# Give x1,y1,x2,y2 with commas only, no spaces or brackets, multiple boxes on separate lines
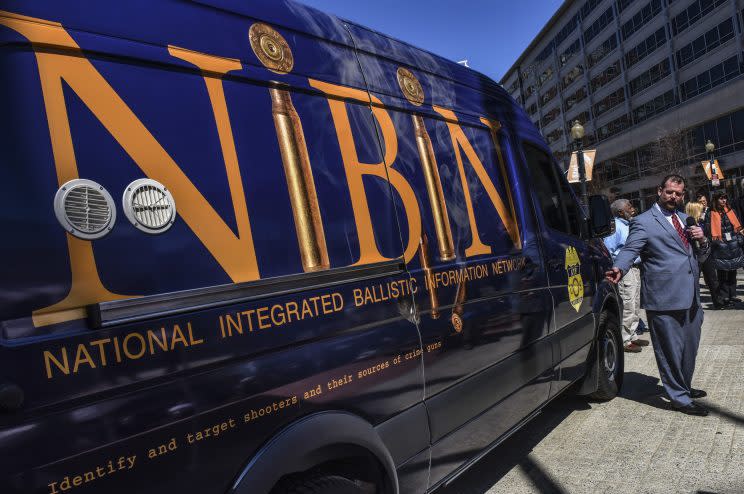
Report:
554,15,579,49
538,66,555,88
526,102,538,116
525,84,536,98
507,79,520,93
596,114,631,141
680,55,741,101
535,42,555,64
621,0,662,41
564,86,589,112
632,90,675,123
628,58,670,95
593,87,626,117
616,0,637,13
546,128,563,145
625,27,666,68
583,7,614,45
590,60,622,92
540,85,558,105
675,18,735,69
541,107,561,127
562,64,585,90
581,0,603,19
672,0,728,35
560,39,581,68
588,34,618,68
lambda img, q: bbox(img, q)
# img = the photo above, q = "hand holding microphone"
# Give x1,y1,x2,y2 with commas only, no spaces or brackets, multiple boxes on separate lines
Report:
685,216,704,250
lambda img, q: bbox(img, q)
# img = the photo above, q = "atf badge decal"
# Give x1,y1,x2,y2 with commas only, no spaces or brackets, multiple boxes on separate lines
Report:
565,246,584,312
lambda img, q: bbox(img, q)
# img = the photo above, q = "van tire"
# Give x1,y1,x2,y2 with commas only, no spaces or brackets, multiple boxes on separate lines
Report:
273,474,370,494
588,311,623,401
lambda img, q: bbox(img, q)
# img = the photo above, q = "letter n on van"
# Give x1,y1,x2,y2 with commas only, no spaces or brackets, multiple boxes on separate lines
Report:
0,11,260,326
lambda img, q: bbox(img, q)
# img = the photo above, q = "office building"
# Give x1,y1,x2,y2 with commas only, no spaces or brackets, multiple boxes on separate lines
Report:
501,0,744,207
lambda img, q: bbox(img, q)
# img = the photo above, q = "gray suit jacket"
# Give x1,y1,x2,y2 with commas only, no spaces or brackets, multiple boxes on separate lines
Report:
614,204,709,311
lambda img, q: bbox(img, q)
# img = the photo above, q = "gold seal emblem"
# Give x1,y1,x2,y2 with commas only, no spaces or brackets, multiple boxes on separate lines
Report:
396,67,424,106
249,23,294,74
565,246,584,312
451,313,463,332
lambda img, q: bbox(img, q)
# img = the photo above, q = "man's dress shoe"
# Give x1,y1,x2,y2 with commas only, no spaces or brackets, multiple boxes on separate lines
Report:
632,338,650,346
690,388,707,399
673,401,709,416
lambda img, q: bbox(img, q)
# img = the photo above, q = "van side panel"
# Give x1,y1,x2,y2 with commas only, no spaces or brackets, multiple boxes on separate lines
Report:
0,3,426,493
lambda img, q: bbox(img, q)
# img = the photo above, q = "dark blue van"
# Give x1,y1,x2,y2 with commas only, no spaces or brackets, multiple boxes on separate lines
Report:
0,1,621,493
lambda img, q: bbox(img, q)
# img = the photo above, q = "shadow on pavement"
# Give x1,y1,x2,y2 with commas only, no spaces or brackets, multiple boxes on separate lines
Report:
437,395,589,494
700,401,744,426
618,371,669,411
621,373,744,425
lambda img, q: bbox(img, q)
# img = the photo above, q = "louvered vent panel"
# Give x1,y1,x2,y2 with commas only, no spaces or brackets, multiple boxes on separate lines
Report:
63,185,112,234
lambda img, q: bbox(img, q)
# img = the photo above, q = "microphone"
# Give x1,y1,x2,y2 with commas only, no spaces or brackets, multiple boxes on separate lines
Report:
685,216,700,250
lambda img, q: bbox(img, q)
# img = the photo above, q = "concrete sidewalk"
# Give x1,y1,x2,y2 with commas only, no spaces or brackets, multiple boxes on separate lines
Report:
441,276,744,494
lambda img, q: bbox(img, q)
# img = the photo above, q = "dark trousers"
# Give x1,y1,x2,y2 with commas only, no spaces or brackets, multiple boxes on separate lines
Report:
716,269,738,302
647,303,703,406
700,256,720,304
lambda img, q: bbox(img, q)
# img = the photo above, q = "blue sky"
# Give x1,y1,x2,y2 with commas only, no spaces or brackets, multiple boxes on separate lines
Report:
299,0,564,82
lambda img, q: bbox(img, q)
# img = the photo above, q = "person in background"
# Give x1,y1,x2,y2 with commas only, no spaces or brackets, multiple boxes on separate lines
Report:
705,190,744,308
687,201,722,309
604,199,649,353
696,192,709,213
606,175,710,416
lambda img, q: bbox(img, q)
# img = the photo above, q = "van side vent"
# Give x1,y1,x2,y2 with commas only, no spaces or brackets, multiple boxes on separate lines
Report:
122,179,176,234
53,179,116,240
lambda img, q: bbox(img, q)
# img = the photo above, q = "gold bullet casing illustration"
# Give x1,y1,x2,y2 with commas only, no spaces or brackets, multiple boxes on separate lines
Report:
270,87,330,272
418,234,440,319
451,280,467,332
412,115,455,262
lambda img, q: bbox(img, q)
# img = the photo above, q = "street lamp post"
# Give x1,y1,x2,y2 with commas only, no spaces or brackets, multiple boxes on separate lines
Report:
571,120,588,207
705,140,718,189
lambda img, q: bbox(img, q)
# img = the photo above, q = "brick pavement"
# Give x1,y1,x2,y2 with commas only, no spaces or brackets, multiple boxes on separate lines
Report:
441,275,744,494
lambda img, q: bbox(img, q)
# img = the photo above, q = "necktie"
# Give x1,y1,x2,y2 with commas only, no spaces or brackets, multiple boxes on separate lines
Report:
671,214,689,249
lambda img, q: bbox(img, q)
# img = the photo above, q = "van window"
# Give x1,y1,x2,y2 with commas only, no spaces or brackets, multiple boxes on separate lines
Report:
522,143,581,236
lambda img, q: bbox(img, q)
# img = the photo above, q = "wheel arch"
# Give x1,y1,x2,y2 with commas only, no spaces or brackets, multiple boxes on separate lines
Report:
228,411,398,494
577,287,623,395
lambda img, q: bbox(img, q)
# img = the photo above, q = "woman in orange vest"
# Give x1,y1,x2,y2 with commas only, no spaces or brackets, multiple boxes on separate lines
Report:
705,190,744,308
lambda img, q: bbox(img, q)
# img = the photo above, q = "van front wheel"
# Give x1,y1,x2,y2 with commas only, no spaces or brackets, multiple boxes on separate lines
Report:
589,311,623,400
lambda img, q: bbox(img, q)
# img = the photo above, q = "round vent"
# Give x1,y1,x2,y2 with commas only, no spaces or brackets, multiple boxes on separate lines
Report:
54,179,116,240
122,179,176,234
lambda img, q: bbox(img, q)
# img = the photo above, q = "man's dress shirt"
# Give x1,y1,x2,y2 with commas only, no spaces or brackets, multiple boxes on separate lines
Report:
604,217,641,265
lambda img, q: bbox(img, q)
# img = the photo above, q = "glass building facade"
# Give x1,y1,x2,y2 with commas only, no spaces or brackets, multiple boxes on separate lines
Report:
502,0,744,208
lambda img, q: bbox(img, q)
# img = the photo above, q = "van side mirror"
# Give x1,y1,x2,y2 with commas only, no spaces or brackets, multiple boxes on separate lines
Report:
588,195,615,238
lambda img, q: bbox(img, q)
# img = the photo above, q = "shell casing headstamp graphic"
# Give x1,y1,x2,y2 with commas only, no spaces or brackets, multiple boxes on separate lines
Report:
565,246,584,312
397,67,424,106
249,23,294,74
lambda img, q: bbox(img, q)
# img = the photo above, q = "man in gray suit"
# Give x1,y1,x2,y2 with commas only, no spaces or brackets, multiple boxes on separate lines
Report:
606,175,710,416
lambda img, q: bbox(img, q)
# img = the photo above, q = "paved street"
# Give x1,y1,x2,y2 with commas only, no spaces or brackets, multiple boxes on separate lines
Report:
441,276,744,494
